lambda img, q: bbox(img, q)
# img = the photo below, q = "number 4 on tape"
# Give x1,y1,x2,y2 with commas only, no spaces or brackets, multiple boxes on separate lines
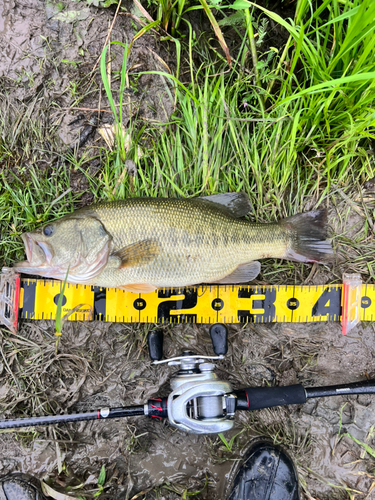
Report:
0,270,373,334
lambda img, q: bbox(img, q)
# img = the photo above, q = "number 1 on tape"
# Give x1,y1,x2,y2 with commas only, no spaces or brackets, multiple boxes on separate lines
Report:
0,270,374,333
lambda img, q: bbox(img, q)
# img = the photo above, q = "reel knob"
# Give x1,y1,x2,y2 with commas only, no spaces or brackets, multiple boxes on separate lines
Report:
147,329,164,361
209,323,228,355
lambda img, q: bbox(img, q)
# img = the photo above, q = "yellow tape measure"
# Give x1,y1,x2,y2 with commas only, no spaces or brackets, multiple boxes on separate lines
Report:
16,278,375,325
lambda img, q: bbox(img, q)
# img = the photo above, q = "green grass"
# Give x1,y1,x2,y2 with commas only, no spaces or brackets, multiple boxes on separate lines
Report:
0,4,374,495
94,0,375,207
0,162,77,266
1,0,375,285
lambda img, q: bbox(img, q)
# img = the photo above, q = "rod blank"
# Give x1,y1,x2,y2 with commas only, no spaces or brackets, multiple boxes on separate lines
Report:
0,406,145,430
305,379,375,399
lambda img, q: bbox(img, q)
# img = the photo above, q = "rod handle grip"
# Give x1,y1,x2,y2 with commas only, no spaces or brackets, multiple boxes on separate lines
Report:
305,379,375,399
235,385,306,411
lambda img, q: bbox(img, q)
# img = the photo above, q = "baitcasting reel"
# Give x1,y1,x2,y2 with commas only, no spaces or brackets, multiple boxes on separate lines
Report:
1,324,375,434
152,351,235,434
145,323,234,434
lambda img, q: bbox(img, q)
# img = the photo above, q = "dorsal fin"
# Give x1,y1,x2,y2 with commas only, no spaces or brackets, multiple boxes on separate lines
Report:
197,192,252,218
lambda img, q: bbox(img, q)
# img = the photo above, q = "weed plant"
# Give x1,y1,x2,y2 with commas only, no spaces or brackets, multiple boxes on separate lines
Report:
0,2,374,496
1,0,375,285
77,0,374,282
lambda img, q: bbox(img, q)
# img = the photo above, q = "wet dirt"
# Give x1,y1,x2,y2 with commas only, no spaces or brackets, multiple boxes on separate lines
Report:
0,0,175,152
1,0,375,499
0,318,375,499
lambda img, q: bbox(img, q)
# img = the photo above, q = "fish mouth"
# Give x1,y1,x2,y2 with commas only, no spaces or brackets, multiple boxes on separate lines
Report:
22,233,34,263
14,233,52,272
13,231,110,284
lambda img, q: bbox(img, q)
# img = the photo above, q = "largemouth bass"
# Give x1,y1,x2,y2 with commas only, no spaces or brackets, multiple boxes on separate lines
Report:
14,193,333,292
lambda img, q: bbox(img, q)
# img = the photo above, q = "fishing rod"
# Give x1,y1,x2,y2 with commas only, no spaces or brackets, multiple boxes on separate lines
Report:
1,325,374,434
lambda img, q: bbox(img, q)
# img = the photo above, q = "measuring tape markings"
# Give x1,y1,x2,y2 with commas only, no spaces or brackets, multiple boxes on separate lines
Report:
15,279,375,324
362,283,374,322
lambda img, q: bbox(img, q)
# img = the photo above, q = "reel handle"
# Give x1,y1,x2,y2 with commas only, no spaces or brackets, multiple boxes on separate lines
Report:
147,323,228,362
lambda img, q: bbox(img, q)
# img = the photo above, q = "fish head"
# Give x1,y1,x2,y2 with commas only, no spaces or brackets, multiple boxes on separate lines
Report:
15,215,112,283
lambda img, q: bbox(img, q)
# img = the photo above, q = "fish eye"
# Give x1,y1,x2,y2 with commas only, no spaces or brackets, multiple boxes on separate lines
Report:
43,225,54,237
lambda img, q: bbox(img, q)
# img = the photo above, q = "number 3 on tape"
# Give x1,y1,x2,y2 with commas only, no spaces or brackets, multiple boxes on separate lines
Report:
0,270,374,332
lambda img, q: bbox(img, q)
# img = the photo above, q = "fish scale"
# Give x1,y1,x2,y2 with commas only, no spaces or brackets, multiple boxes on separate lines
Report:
13,194,333,292
89,199,283,288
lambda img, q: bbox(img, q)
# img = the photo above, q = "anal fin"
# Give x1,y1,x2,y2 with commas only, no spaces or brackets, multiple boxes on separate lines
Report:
210,261,261,284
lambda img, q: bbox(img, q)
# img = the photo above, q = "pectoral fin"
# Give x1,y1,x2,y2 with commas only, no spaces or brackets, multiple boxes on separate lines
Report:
119,284,157,293
210,261,261,284
111,240,160,268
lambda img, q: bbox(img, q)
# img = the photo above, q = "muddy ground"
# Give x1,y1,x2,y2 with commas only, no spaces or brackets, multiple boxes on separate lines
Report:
0,0,175,175
1,320,375,499
1,0,375,499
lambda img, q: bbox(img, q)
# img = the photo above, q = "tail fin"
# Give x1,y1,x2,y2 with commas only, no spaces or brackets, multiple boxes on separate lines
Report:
280,209,333,264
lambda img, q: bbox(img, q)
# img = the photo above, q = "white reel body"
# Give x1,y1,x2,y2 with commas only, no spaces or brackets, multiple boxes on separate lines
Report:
155,353,235,434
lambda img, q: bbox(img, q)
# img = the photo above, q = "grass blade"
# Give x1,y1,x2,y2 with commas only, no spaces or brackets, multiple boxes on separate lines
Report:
198,0,231,66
